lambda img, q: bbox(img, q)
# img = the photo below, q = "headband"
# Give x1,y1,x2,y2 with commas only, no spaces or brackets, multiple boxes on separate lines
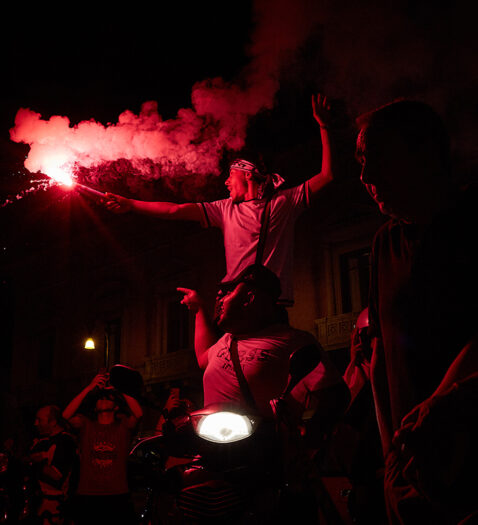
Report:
230,159,260,175
230,159,285,190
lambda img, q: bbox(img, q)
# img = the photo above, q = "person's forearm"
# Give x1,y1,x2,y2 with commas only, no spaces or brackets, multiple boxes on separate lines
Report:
42,464,62,482
433,332,478,397
130,200,178,216
319,125,333,183
194,307,217,370
307,127,334,200
130,200,202,221
155,414,166,435
370,338,394,456
62,387,91,420
123,393,143,419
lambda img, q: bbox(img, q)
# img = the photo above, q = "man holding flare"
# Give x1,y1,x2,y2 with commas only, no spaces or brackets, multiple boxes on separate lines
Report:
104,94,336,306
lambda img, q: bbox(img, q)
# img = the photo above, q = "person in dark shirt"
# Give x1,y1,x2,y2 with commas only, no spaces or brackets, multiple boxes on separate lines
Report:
30,405,77,524
356,100,478,524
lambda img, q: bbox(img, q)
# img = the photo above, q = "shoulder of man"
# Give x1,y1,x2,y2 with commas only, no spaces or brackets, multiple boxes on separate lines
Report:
68,413,87,431
266,324,319,346
30,436,50,453
271,182,305,199
58,431,77,447
203,197,230,209
50,433,77,464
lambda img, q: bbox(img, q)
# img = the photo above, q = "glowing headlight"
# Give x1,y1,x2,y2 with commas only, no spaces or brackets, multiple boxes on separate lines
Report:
195,411,254,443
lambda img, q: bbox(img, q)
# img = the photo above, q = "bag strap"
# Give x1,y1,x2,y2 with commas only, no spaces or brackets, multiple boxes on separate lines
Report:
255,198,272,265
229,337,257,410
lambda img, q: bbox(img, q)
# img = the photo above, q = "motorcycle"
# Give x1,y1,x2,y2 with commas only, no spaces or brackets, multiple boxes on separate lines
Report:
129,343,350,524
130,404,284,524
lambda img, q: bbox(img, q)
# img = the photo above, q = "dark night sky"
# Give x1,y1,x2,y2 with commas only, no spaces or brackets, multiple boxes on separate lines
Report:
1,0,477,256
0,2,253,188
1,3,252,121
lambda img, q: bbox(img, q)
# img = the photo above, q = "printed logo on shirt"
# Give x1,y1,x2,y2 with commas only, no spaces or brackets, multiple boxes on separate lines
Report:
91,440,116,469
217,344,233,371
216,342,269,371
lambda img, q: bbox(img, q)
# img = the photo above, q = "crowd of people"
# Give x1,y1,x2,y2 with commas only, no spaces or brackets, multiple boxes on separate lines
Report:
2,94,477,525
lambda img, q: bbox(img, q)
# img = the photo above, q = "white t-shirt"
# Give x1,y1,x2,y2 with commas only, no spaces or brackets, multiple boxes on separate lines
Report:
203,324,318,417
200,184,309,304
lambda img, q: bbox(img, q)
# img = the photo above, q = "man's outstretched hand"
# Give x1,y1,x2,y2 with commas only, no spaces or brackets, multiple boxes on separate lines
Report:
177,287,203,314
103,193,133,213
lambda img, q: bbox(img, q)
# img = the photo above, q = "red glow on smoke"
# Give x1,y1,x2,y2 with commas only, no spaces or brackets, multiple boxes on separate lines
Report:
8,0,326,198
9,99,247,192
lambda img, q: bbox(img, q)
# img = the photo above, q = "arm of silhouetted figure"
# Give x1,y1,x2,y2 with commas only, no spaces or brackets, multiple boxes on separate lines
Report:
391,332,478,494
370,336,394,457
433,331,478,396
397,331,478,435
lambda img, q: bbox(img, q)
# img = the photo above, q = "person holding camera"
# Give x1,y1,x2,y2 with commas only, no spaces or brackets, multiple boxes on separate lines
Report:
62,372,143,525
154,387,196,436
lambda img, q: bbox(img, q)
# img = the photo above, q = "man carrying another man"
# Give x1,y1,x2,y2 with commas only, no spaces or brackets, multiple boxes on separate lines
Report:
178,264,346,421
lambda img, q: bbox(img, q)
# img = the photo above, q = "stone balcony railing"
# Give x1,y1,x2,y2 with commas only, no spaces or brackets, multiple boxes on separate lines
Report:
143,348,199,384
314,311,361,351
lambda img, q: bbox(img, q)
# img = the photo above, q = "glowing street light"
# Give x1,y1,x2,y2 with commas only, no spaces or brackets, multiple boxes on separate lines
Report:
83,333,109,369
84,337,95,350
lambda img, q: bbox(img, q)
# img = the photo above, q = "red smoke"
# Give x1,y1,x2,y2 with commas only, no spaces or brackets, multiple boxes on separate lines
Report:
9,0,323,197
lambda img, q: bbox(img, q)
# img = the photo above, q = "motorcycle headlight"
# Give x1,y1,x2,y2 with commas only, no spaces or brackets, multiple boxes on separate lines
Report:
193,411,257,443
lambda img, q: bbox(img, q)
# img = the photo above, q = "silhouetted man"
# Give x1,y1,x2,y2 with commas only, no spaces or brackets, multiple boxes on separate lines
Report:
357,100,478,524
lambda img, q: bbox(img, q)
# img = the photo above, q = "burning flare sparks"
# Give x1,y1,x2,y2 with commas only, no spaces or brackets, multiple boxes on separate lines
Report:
45,165,74,187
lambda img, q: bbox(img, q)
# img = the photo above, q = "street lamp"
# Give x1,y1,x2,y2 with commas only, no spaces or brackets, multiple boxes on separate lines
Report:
83,331,109,369
84,337,95,350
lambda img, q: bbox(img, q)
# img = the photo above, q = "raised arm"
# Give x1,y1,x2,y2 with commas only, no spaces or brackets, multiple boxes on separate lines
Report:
307,93,335,202
62,373,107,421
122,392,143,421
177,287,218,370
104,193,204,222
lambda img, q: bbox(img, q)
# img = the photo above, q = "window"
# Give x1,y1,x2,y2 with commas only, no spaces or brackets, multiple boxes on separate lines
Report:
166,300,190,353
339,247,371,313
